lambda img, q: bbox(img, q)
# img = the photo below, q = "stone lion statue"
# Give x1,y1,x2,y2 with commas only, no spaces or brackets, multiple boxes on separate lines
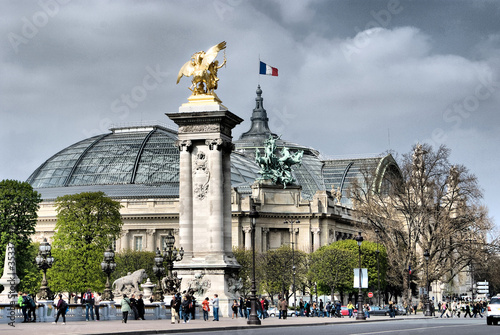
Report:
112,269,148,292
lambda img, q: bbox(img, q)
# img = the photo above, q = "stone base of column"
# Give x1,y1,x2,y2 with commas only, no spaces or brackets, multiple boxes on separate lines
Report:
176,266,240,318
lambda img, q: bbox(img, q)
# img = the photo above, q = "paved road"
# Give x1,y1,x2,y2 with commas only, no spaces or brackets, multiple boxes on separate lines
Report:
1,314,493,335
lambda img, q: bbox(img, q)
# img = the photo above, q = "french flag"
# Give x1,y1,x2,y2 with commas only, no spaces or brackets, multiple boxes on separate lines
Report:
259,61,278,76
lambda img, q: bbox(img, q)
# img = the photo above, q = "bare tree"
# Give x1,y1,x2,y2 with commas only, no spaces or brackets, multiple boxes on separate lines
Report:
349,143,492,304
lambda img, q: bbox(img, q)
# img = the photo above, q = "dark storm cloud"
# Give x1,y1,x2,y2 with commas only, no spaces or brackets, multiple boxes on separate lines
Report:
1,0,499,230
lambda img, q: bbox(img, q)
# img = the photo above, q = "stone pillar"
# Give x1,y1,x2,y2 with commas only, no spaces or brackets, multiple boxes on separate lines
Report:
177,140,193,259
243,227,252,250
122,230,130,250
207,139,224,256
167,102,243,318
311,228,321,252
146,229,156,251
261,228,269,253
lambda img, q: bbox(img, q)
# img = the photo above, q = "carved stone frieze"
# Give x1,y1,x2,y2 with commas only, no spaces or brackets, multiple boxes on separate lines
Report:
193,151,210,200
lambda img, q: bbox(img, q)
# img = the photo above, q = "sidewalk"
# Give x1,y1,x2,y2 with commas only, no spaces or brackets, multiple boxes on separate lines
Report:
3,314,428,335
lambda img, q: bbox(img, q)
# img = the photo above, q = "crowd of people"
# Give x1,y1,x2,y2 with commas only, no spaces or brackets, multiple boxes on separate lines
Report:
435,300,488,318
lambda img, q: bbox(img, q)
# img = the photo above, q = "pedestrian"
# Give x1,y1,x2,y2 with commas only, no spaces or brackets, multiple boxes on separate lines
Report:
463,302,473,318
239,296,245,318
27,293,37,322
456,301,461,318
212,294,219,321
232,299,239,319
181,296,191,323
52,294,67,325
440,302,448,318
121,294,131,323
319,299,324,317
305,300,310,317
335,300,342,318
202,297,210,321
364,303,371,318
136,294,145,320
245,297,251,319
94,292,101,321
82,288,95,321
280,298,288,319
170,295,181,324
130,294,139,320
18,292,28,323
278,297,283,319
299,299,305,316
347,301,354,318
388,301,396,318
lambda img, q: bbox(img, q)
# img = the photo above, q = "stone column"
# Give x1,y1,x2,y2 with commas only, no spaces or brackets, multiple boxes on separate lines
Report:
311,228,321,252
122,230,130,250
261,228,269,253
146,229,156,251
177,140,193,259
207,139,225,255
243,227,252,250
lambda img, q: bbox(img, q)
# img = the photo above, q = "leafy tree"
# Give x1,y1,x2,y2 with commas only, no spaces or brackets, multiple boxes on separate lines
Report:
308,243,356,303
48,192,122,294
17,242,42,294
0,179,42,290
349,144,492,304
232,247,253,297
260,245,307,304
112,249,155,282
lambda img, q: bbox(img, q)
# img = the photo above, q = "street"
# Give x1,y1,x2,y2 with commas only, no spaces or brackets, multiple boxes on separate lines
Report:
161,318,491,335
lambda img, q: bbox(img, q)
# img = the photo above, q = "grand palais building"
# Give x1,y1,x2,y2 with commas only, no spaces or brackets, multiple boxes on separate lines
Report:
29,86,400,256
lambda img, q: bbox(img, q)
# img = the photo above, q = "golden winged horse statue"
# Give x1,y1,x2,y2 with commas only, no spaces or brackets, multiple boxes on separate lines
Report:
176,41,226,97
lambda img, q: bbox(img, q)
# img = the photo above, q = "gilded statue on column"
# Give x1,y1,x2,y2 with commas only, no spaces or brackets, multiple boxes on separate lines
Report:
176,41,226,102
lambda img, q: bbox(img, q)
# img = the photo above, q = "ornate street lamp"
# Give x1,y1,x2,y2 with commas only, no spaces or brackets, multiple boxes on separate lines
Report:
375,228,381,307
100,246,116,301
162,233,184,278
355,232,366,320
161,232,184,295
247,204,261,325
35,238,55,300
423,249,431,316
284,219,300,307
152,248,166,302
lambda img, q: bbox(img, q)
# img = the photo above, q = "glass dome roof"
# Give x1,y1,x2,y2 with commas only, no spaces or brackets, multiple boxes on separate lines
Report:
28,124,260,200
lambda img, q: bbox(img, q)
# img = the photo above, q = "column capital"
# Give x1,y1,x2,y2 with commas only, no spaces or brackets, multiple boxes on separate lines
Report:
289,227,299,234
261,227,270,234
205,138,234,152
311,227,321,235
243,226,253,234
175,139,192,152
146,228,156,236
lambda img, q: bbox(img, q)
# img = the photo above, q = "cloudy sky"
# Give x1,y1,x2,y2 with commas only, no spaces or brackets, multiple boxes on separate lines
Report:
1,0,499,229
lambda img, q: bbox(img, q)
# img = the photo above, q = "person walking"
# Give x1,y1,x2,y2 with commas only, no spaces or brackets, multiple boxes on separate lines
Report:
181,296,191,323
388,301,396,318
364,303,371,318
463,302,473,318
129,294,139,320
347,301,354,318
239,296,245,318
202,297,210,321
121,294,132,323
26,294,37,322
94,292,101,321
52,294,68,325
18,292,28,323
440,302,448,318
212,294,220,321
299,299,305,316
83,288,95,321
280,298,288,319
232,299,239,319
170,295,181,324
136,294,145,320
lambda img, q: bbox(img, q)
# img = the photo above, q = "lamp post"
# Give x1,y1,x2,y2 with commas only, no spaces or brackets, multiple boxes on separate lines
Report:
152,248,165,302
284,219,300,307
423,249,431,316
163,233,184,277
355,232,366,320
375,228,380,307
161,232,184,295
101,246,117,301
35,238,55,300
247,204,261,325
